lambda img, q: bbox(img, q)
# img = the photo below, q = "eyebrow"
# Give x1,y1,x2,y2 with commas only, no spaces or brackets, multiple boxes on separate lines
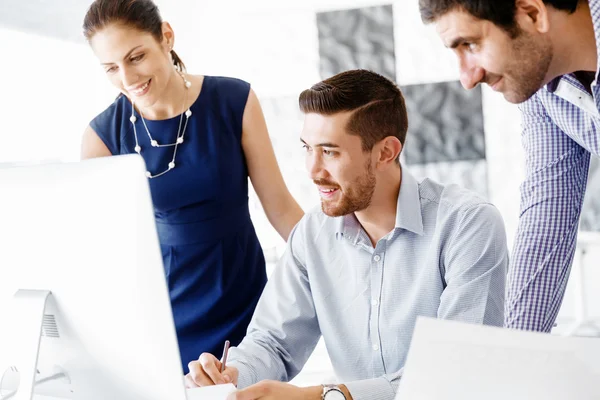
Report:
101,45,143,65
300,139,340,148
446,36,477,49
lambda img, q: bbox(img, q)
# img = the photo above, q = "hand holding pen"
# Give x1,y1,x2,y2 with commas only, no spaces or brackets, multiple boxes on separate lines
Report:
220,340,230,373
185,340,239,388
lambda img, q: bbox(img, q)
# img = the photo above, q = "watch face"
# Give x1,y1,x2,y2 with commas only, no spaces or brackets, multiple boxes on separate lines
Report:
324,389,346,400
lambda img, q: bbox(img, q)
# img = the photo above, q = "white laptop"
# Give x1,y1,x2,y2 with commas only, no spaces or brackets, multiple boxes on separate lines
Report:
397,317,600,400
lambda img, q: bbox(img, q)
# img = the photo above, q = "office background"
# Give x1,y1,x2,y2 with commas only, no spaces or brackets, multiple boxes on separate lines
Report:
1,0,599,384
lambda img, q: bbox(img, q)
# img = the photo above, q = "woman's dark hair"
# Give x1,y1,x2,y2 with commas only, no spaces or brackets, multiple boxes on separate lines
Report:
83,0,186,72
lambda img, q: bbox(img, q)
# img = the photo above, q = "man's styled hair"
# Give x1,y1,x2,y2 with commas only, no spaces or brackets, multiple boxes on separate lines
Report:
419,0,579,32
299,69,408,161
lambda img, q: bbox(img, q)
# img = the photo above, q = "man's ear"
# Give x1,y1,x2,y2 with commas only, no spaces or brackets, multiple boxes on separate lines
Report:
515,0,550,34
376,136,402,170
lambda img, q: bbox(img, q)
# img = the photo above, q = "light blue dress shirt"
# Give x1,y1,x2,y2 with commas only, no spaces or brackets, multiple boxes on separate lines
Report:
227,168,508,400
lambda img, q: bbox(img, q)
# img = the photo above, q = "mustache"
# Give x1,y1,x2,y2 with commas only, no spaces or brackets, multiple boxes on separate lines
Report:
313,179,339,188
483,73,502,85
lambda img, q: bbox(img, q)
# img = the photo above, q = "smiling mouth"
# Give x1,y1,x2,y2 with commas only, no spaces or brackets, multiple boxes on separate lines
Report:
318,187,339,199
129,79,151,96
490,78,503,91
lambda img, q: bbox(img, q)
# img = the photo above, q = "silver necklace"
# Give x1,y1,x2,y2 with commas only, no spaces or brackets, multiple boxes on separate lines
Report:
130,72,193,179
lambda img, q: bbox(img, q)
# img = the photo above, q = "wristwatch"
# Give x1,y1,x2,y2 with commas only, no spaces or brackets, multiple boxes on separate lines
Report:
322,384,346,400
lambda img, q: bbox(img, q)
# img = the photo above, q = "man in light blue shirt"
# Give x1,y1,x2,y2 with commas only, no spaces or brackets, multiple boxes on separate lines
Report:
186,69,508,400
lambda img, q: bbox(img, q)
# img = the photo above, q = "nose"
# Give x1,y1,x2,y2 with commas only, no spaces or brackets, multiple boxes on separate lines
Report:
306,152,325,181
459,56,485,90
120,65,139,88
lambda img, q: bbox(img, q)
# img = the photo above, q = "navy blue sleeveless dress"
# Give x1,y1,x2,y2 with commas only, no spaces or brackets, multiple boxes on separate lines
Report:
90,76,267,372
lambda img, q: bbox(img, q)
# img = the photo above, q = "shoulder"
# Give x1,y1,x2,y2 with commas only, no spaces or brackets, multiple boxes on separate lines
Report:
418,178,504,232
90,95,128,131
517,79,569,122
201,75,252,120
203,75,251,99
89,95,129,155
289,205,340,248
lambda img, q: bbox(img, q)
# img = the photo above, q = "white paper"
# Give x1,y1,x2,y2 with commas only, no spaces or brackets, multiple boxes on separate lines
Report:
185,383,237,400
397,317,600,400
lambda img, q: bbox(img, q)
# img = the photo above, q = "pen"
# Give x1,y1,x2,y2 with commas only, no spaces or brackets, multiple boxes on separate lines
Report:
220,340,230,373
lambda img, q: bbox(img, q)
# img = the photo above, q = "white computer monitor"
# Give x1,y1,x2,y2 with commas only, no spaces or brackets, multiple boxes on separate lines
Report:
0,155,187,400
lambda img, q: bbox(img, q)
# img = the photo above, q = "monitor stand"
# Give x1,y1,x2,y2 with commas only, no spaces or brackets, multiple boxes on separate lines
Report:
1,289,51,400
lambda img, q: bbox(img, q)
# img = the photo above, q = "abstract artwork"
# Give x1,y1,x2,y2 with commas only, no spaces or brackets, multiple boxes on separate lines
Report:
402,81,486,165
317,5,396,81
315,5,488,199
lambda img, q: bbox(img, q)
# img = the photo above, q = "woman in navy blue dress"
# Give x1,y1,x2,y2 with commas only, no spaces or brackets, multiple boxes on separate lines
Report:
80,0,303,372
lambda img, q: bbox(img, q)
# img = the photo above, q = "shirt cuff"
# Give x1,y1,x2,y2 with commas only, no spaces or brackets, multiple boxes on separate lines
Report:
344,377,396,400
227,359,257,389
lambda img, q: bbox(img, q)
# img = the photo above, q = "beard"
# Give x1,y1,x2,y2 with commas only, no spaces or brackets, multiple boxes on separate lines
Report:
499,29,553,104
316,160,376,217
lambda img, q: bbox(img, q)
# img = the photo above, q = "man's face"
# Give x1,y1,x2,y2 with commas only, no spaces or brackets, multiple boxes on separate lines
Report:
301,112,376,217
435,9,553,103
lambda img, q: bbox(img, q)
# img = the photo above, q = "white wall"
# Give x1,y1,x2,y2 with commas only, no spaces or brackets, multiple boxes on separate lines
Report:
0,28,115,164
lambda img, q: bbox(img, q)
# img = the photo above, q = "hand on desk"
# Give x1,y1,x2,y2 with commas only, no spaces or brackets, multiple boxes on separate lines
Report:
185,352,239,388
185,354,323,400
225,381,320,400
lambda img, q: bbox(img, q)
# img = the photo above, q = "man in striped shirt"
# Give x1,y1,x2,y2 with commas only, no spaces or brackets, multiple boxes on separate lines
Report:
421,0,600,332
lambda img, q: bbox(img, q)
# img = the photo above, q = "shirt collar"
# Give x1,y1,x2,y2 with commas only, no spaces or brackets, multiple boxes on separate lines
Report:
336,166,424,242
394,168,424,235
545,76,562,93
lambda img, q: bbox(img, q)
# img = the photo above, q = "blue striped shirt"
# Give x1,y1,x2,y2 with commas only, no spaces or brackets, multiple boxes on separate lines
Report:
227,168,507,400
506,0,600,332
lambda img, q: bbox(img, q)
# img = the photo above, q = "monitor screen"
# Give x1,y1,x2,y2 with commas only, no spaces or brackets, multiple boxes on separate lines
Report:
0,155,187,400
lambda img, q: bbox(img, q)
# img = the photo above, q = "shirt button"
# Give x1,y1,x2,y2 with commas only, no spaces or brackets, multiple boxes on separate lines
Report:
373,344,380,351
373,255,381,262
371,299,378,306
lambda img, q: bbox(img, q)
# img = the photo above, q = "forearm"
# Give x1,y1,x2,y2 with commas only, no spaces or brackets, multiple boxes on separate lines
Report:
509,96,590,331
505,219,579,331
226,337,288,388
506,155,589,331
265,195,304,241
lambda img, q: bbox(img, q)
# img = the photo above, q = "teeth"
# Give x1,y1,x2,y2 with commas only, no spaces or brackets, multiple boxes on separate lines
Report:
132,81,149,94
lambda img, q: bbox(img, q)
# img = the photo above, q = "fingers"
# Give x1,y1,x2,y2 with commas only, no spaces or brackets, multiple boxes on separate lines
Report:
187,353,225,386
221,367,235,383
184,373,200,388
227,381,271,400
200,352,227,384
